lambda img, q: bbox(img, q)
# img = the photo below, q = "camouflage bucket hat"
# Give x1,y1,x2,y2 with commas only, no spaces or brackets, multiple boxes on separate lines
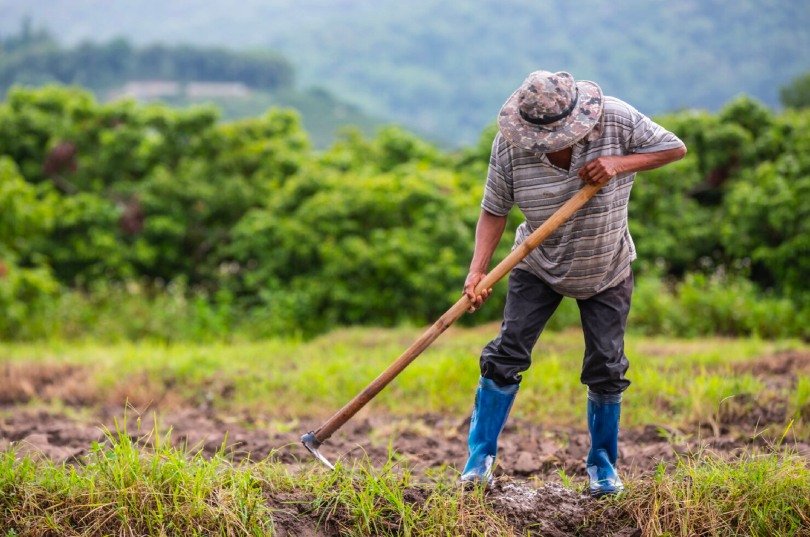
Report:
498,70,603,153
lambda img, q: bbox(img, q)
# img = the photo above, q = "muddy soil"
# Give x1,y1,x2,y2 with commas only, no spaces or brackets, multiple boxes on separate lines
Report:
6,406,806,479
2,349,809,536
2,406,807,537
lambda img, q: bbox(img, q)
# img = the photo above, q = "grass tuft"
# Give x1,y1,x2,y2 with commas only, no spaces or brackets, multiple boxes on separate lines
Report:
0,419,274,536
616,445,810,537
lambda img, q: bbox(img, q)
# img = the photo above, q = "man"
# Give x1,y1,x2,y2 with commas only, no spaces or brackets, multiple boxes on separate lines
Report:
461,70,686,496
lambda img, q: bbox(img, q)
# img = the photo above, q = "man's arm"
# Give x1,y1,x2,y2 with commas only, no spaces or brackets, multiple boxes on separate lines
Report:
578,145,687,185
464,209,508,312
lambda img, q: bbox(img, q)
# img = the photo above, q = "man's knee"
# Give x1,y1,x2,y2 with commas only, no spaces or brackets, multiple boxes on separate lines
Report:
480,337,530,386
581,352,631,393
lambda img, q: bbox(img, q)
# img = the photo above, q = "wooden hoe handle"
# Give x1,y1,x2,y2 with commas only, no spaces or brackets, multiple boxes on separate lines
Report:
306,182,604,446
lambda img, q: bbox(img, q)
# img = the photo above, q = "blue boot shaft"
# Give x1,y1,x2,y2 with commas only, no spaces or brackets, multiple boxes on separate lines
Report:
461,377,518,483
586,395,624,496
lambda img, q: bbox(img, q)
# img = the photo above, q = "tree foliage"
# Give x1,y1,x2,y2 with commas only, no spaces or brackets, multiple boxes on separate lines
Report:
0,156,60,337
780,72,810,109
720,112,810,294
0,86,809,339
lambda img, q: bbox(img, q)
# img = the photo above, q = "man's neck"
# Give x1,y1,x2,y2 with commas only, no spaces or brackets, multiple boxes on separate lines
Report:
546,147,573,171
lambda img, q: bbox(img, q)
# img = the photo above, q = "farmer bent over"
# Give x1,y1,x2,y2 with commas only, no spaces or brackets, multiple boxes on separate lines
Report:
462,71,687,496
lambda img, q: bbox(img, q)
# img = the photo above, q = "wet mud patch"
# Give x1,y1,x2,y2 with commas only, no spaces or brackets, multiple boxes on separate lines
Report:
0,410,102,462
265,489,332,537
486,480,644,537
264,478,635,536
3,407,806,478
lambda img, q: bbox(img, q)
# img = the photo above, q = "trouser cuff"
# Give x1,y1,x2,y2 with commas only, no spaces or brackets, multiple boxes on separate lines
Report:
480,376,520,395
588,389,622,404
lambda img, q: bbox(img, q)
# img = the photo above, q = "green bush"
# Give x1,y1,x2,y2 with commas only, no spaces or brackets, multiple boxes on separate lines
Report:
0,156,61,339
50,279,236,342
1,86,810,341
630,270,809,339
720,120,810,295
225,164,478,332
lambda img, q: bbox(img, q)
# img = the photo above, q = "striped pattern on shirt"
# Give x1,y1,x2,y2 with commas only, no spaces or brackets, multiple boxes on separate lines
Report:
481,96,685,299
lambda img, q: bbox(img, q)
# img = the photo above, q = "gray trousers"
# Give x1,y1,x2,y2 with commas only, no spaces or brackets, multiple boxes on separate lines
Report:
480,268,633,395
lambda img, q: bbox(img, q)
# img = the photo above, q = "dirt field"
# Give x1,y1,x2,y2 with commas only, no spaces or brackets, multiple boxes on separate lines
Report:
2,350,809,535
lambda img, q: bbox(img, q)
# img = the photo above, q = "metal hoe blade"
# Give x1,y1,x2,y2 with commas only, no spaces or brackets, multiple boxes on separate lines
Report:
301,431,335,470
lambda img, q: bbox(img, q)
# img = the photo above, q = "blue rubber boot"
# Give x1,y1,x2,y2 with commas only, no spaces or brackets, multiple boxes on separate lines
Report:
460,377,518,484
586,391,625,497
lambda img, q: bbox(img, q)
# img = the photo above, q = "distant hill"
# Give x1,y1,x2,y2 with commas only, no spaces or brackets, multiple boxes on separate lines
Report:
2,0,809,146
0,27,383,148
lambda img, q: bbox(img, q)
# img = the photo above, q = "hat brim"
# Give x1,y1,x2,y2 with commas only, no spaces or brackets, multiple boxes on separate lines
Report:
497,80,603,153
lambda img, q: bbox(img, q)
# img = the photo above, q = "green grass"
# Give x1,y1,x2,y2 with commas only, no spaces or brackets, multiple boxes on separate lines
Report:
0,326,804,435
0,420,274,536
1,419,809,536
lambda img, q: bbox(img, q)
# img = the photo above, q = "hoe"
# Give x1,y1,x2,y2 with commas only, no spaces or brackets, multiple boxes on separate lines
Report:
301,182,604,469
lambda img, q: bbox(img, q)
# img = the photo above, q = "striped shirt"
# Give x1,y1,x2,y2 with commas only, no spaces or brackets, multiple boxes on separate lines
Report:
482,96,685,299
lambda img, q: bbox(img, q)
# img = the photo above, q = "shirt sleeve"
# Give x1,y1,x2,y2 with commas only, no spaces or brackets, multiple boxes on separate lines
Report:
480,133,514,216
622,102,685,154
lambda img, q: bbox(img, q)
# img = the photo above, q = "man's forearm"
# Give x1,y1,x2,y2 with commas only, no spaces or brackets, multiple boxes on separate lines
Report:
578,145,687,185
470,209,509,273
618,145,687,174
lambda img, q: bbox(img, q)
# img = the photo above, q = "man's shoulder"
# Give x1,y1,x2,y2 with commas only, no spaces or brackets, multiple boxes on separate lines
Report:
601,96,638,121
492,130,520,160
493,130,537,159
